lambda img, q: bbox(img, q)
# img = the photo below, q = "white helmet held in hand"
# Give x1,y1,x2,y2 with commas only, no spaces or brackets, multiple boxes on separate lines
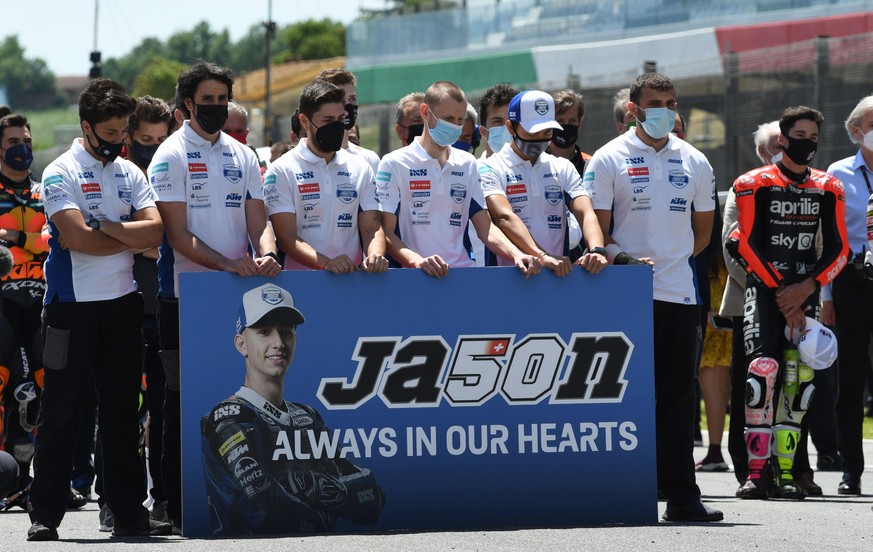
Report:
784,317,838,370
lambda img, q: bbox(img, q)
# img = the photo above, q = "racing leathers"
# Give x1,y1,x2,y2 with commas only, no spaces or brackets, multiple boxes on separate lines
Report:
726,163,848,497
201,386,384,536
0,173,49,486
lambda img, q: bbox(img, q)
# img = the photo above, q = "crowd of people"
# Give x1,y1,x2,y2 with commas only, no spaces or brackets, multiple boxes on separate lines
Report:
0,59,869,540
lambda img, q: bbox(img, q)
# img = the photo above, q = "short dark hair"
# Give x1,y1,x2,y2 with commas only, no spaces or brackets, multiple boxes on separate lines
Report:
629,73,675,105
78,78,136,125
130,96,172,134
291,107,302,136
175,61,234,118
298,79,345,120
0,105,12,120
424,81,465,107
317,68,356,87
553,89,585,121
479,83,519,125
779,106,824,135
0,114,31,143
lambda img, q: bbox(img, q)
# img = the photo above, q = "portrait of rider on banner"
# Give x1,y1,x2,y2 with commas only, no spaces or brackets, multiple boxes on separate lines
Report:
199,283,385,536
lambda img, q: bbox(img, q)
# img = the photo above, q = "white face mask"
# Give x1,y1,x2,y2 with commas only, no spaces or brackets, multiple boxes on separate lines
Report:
859,128,873,151
770,151,783,164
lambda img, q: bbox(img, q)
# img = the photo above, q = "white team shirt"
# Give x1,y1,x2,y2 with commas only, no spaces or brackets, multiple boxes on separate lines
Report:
480,145,588,266
376,140,484,268
585,130,716,304
345,142,380,174
263,143,381,270
41,139,156,303
149,122,264,298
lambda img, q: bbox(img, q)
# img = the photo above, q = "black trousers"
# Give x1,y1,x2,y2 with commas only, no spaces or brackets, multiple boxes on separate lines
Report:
29,293,147,529
832,267,873,478
158,299,181,525
0,299,44,485
653,300,702,505
143,314,166,504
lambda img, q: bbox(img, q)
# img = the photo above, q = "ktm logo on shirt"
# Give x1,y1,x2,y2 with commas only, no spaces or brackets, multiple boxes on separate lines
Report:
188,163,207,172
298,183,320,194
506,184,527,195
410,180,430,190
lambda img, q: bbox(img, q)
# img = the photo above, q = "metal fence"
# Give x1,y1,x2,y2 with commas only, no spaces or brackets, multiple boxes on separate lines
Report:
348,0,873,66
353,32,873,192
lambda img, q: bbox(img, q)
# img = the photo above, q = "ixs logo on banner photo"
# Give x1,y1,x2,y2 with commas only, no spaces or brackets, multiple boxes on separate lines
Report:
179,268,657,538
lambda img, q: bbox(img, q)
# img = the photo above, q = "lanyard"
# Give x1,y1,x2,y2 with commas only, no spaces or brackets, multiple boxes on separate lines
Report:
861,165,873,195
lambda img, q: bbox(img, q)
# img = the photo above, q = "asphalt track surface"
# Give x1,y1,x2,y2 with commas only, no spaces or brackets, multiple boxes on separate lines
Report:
2,438,871,551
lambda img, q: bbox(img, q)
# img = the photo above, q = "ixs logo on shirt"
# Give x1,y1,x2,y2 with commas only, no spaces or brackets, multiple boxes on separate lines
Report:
316,332,632,409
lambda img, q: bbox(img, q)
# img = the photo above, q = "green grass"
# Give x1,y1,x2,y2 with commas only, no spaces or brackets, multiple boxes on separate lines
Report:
27,107,81,151
700,407,873,439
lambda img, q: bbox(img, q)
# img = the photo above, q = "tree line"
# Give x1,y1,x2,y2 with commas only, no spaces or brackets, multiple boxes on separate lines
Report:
1,18,346,110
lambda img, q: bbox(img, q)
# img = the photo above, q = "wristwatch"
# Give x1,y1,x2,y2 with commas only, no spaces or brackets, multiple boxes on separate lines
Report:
86,216,101,230
590,246,607,256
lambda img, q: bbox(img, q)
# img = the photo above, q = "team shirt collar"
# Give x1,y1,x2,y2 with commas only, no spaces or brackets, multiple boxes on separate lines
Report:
181,120,233,149
235,385,291,425
625,130,680,153
71,138,108,168
298,141,349,165
497,143,539,169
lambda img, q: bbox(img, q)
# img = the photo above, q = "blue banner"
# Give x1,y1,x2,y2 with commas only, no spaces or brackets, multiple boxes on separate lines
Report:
180,266,656,537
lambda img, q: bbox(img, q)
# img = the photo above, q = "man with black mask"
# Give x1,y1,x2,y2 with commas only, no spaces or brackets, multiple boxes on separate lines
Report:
28,78,167,541
317,69,380,173
124,95,172,525
264,79,387,274
393,92,425,149
547,89,590,177
727,105,849,500
547,89,589,258
148,61,281,534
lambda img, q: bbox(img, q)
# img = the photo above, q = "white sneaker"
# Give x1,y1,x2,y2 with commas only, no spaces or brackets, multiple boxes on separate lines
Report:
98,504,114,532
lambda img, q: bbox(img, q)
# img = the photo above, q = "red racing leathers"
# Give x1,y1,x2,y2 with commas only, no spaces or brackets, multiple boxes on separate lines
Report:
728,165,847,294
725,163,848,496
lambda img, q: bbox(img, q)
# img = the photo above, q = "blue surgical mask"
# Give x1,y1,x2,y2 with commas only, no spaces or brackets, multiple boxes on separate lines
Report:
637,105,676,140
426,110,463,148
486,125,511,153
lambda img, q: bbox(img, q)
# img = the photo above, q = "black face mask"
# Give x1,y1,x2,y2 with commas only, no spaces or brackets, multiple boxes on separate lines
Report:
551,124,579,149
194,103,229,135
406,124,424,144
781,134,817,166
84,123,124,161
2,143,33,171
344,103,358,131
312,120,346,152
130,140,160,168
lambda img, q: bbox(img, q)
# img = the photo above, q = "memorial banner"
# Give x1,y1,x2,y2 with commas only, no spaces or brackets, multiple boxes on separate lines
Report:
180,266,656,537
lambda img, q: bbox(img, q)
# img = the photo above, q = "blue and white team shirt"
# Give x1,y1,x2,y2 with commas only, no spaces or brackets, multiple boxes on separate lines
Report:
585,131,716,305
376,140,484,268
263,143,381,270
149,122,264,298
480,145,588,266
41,139,156,303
